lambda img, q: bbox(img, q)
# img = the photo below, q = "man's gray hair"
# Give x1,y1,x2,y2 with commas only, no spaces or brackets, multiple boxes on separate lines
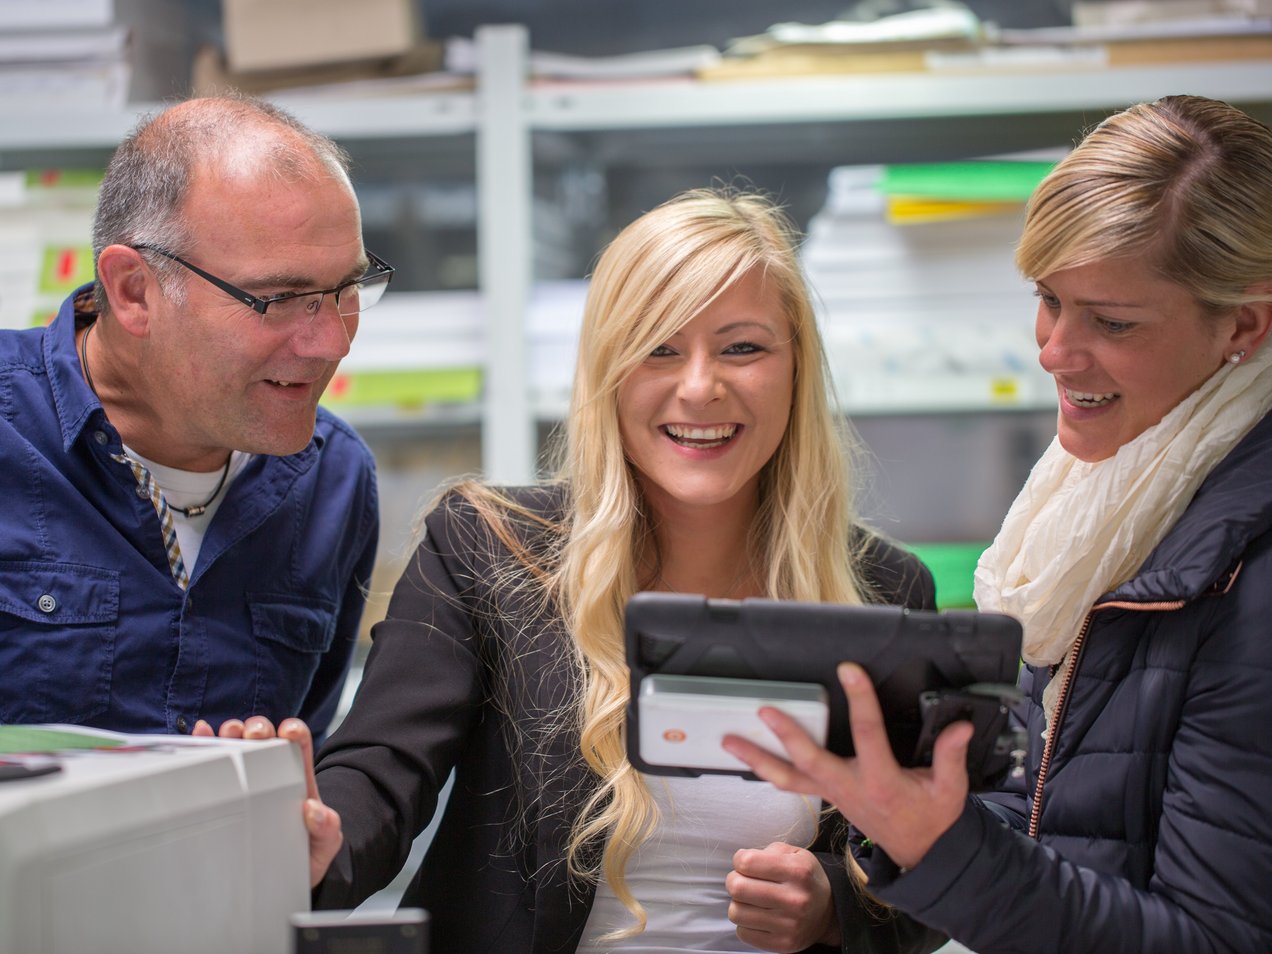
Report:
91,95,353,313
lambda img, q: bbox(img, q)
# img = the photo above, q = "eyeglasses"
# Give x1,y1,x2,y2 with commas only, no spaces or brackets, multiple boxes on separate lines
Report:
132,244,394,322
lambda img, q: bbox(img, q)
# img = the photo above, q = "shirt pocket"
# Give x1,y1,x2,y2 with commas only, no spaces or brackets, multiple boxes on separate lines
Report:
0,561,119,724
248,594,337,718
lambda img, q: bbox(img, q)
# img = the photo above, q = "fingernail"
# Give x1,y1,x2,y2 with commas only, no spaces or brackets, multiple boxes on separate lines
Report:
305,801,326,826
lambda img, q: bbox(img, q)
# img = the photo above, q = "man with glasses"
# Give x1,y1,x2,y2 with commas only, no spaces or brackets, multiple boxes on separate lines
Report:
0,96,386,741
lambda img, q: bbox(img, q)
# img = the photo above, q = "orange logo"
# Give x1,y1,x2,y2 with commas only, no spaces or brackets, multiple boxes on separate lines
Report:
662,729,686,743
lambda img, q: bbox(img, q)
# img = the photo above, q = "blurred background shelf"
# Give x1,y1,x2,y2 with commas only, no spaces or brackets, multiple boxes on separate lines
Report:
525,59,1272,130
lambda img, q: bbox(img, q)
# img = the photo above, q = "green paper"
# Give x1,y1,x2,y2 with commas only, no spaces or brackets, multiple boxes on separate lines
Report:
321,367,482,408
0,725,125,755
907,540,990,609
24,168,104,191
881,161,1055,202
38,245,95,293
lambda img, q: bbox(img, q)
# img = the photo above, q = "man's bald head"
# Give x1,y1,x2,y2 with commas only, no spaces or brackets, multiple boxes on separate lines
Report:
91,96,354,313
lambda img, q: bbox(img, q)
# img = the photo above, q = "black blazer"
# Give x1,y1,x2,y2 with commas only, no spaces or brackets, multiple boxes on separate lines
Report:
314,485,943,953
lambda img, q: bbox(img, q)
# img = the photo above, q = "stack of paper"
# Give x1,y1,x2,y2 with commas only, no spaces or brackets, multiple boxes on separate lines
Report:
0,0,127,110
995,1,1272,68
0,0,200,110
445,36,722,82
802,160,1059,413
701,5,984,79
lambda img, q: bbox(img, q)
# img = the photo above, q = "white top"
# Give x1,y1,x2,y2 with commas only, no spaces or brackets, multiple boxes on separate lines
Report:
580,774,820,952
125,447,250,572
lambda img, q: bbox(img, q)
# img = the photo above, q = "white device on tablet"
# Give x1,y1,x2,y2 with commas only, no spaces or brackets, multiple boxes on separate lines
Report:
636,674,828,772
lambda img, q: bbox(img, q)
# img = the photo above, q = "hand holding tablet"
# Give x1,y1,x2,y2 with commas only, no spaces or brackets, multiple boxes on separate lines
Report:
624,593,1025,791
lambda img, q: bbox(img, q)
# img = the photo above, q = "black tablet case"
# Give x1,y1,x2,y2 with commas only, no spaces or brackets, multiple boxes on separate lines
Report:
625,592,1024,790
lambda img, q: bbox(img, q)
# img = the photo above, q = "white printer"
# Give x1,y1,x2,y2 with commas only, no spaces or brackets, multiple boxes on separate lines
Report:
0,727,309,954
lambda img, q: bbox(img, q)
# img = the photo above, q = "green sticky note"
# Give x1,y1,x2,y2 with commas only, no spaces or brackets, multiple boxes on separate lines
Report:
39,245,95,293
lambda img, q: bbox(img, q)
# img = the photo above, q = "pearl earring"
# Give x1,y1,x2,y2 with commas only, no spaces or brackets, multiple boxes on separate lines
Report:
1230,350,1247,364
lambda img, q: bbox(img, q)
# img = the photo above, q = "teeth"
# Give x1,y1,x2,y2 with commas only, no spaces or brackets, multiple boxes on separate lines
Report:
1066,389,1117,407
272,380,293,387
665,424,736,441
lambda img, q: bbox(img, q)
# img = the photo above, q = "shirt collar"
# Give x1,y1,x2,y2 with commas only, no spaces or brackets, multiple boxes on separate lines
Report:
46,282,105,453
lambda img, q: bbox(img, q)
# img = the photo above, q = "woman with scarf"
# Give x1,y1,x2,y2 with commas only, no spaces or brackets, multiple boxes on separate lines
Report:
727,95,1272,953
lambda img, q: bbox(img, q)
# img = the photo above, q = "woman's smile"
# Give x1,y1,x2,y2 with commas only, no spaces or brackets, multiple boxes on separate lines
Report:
661,423,741,450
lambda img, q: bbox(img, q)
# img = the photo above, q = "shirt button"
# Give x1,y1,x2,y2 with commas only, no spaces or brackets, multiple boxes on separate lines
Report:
37,594,58,613
176,716,189,734
93,430,109,445
135,484,150,500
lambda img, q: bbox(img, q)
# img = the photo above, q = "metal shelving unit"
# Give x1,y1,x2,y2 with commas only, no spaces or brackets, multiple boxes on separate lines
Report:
3,22,1271,486
525,60,1272,129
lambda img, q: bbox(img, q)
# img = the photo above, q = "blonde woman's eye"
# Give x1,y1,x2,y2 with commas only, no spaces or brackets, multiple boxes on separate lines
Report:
724,341,762,355
1032,288,1060,310
1096,317,1134,335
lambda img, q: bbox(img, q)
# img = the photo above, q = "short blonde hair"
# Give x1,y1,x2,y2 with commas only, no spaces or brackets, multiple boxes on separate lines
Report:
1016,95,1272,313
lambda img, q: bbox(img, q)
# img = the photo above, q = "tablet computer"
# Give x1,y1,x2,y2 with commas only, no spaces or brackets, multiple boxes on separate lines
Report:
624,592,1024,791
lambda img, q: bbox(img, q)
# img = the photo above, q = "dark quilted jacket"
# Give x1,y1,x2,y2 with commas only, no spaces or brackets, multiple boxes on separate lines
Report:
867,409,1272,954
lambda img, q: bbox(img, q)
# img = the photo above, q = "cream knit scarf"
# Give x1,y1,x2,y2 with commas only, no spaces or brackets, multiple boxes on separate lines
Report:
975,342,1272,720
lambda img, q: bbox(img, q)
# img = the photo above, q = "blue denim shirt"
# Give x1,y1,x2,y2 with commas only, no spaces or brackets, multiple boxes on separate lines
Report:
0,286,379,738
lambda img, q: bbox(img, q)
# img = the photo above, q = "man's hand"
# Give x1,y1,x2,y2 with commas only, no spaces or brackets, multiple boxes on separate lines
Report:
726,842,839,952
193,716,342,888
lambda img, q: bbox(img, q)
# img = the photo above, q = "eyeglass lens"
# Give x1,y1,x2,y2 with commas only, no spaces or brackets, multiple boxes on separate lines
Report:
267,271,391,321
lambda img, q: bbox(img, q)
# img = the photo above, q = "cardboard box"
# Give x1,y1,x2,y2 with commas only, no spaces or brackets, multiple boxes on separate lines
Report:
191,41,448,97
222,0,420,74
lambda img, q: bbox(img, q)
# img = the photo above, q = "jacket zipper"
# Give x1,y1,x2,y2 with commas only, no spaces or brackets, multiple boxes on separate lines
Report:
1026,598,1187,840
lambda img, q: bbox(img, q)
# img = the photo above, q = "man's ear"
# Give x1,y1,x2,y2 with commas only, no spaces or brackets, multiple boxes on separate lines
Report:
96,245,159,338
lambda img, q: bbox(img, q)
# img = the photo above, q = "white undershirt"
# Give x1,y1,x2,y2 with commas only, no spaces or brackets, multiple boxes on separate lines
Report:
580,774,820,952
125,447,250,572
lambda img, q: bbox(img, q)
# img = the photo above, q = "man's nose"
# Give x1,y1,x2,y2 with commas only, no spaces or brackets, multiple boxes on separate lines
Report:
291,295,353,361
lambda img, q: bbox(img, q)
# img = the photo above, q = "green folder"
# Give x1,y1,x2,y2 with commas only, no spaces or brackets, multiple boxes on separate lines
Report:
906,541,991,609
881,161,1056,203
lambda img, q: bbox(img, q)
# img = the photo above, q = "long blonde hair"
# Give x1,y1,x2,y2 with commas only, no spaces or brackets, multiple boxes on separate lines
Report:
549,188,870,931
445,188,871,934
